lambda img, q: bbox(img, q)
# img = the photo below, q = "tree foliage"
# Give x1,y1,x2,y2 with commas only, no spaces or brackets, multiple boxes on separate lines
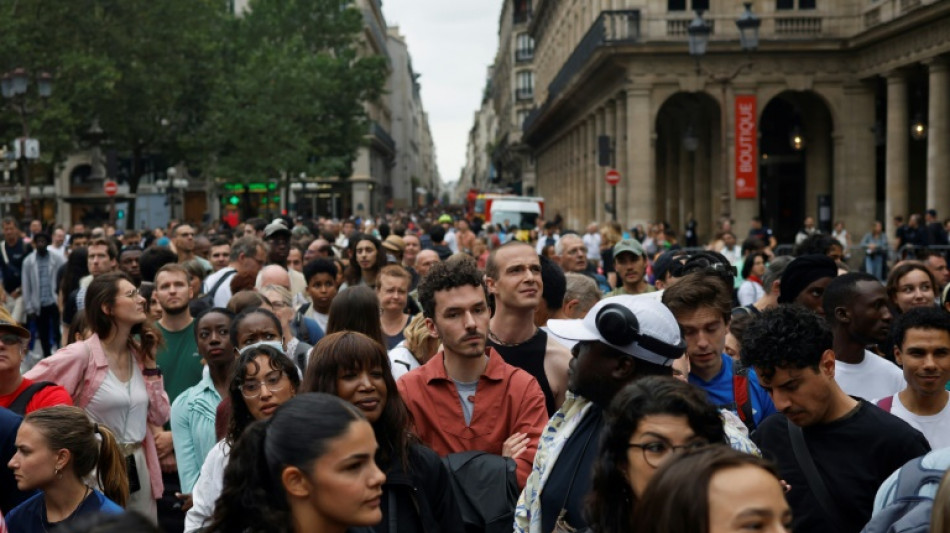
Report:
0,0,386,221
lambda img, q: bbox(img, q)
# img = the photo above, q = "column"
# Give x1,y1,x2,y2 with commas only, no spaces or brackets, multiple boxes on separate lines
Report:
679,132,696,237
927,58,950,211
695,118,712,239
886,72,909,234
594,108,606,224
625,86,655,226
614,95,627,224
835,82,876,242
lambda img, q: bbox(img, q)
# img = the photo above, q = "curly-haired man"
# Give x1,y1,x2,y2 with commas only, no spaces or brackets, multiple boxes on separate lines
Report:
743,305,929,533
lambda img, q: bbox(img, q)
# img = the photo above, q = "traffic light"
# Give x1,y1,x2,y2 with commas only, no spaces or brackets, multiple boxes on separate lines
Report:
228,195,240,206
117,209,125,220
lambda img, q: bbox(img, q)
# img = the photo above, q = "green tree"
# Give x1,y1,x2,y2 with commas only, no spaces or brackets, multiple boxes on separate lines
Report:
200,0,387,204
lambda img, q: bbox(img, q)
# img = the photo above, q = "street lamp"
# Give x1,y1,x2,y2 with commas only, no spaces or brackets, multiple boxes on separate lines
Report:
789,126,806,151
686,4,759,222
1,68,53,222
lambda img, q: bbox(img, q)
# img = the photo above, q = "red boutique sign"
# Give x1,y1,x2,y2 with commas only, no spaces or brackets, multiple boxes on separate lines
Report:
734,95,757,199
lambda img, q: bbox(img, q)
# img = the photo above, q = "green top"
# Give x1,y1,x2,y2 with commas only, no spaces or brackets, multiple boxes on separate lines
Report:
604,284,657,298
155,321,203,406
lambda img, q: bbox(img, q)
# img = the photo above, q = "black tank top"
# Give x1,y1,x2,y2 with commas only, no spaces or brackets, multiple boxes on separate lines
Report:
489,329,557,416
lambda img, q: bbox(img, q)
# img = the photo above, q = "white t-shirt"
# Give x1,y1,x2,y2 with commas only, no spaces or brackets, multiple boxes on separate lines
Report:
582,232,602,261
388,342,420,381
834,350,905,401
203,267,236,308
185,440,230,533
888,393,950,449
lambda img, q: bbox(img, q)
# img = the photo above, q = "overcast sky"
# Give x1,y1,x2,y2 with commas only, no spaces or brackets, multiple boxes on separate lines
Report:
382,1,500,187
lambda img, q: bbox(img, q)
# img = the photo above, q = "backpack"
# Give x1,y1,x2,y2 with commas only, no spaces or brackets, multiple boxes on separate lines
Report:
441,451,519,533
192,269,236,316
8,381,54,415
731,365,756,432
860,456,945,533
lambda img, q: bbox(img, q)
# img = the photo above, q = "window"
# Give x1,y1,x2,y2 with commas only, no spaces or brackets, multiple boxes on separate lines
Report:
777,0,815,9
516,33,534,62
668,0,708,10
516,71,533,101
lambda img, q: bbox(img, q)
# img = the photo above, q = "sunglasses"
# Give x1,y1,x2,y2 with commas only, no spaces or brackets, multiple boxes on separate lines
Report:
0,333,23,346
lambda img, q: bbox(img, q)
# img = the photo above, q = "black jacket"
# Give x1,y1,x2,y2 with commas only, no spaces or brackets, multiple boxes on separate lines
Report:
376,443,464,533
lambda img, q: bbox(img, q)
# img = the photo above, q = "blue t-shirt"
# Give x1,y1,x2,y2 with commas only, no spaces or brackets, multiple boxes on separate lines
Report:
689,353,776,428
6,489,123,533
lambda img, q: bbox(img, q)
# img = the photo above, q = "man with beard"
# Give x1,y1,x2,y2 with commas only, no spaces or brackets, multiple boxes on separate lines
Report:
20,232,65,356
152,263,203,529
397,256,547,489
822,273,904,400
514,295,686,533
604,239,654,296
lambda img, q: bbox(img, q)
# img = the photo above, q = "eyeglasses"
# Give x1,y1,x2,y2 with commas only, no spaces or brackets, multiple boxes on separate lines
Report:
628,440,708,468
0,333,22,346
268,300,291,309
239,370,287,398
123,288,141,299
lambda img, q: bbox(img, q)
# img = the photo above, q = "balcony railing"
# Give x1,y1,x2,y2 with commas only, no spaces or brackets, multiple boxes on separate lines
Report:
516,48,535,62
516,87,534,101
546,10,640,109
371,122,396,154
775,16,822,35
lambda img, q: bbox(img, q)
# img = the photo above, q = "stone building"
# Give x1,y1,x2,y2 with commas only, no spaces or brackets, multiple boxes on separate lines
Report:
490,0,539,196
522,0,950,243
387,27,442,210
458,68,499,198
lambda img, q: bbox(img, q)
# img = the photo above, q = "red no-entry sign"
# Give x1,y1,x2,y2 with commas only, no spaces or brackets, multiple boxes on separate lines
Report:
104,180,118,196
605,169,621,186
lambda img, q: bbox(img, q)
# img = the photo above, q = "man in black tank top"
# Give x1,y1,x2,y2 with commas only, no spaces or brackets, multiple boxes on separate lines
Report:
486,243,572,416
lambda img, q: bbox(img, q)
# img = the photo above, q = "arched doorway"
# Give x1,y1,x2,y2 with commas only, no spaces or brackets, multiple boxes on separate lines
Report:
759,91,834,245
654,92,721,245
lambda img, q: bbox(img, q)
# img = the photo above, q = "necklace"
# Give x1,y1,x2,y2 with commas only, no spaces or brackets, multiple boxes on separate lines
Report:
488,327,538,347
43,484,91,531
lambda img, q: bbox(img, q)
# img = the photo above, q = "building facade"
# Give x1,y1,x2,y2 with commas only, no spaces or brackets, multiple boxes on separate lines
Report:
458,69,499,200
387,27,442,210
522,0,950,243
490,0,538,196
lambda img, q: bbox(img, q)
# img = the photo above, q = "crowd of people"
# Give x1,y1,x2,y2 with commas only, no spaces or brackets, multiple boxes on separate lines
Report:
0,208,949,533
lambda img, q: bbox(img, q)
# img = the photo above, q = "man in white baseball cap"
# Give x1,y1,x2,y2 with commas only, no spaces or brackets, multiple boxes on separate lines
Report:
514,295,685,533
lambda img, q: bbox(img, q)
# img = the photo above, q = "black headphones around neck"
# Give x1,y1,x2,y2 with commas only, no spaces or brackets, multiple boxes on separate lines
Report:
595,303,686,360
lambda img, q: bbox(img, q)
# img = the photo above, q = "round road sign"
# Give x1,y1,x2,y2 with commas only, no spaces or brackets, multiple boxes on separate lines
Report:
605,169,621,186
104,180,118,196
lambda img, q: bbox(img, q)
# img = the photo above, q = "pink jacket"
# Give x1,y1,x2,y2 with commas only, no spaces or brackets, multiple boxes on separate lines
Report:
25,335,170,498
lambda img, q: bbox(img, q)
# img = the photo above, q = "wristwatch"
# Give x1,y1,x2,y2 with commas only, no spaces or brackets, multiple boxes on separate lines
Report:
142,367,163,377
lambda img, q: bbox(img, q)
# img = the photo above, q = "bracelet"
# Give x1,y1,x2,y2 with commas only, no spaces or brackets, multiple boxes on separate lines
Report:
142,367,162,377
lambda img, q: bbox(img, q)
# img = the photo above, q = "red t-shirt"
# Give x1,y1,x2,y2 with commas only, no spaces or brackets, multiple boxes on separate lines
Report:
0,377,73,414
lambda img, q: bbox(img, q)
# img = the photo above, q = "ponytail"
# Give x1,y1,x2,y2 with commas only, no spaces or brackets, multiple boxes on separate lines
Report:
207,421,290,532
94,424,130,508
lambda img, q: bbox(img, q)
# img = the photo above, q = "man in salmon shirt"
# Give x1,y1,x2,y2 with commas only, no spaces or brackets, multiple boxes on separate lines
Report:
397,255,547,489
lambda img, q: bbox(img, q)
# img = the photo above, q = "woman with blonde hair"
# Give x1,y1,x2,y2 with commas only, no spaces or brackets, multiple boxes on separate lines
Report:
599,223,622,289
6,406,127,531
388,313,440,380
25,272,169,520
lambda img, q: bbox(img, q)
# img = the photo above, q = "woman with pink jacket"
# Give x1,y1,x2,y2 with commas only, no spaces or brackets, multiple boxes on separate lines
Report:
26,272,169,521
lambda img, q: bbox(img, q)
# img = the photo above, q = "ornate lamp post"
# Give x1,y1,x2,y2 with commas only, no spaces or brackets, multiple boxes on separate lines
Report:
687,3,760,222
1,69,53,222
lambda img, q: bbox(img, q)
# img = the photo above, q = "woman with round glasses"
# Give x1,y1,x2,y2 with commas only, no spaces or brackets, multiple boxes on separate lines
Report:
185,344,300,533
26,272,168,521
585,376,725,533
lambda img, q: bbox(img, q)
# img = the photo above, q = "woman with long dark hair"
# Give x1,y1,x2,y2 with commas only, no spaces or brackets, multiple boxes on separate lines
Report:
303,331,462,532
207,393,386,533
585,376,725,533
184,344,300,533
632,446,790,533
26,272,167,520
6,406,128,532
326,285,386,348
344,234,387,289
737,252,767,307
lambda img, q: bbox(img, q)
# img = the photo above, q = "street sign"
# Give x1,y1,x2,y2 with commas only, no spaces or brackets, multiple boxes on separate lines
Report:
104,180,118,196
605,168,621,186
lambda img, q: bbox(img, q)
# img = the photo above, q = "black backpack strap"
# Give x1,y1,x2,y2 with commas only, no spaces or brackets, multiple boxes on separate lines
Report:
787,419,847,531
294,303,311,344
208,269,236,298
8,381,54,415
